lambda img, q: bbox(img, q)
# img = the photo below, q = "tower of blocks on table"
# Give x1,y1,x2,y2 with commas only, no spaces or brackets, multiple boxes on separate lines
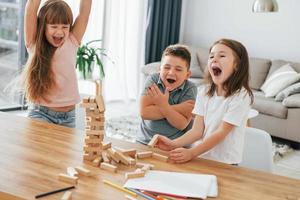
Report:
78,81,171,180
80,95,105,164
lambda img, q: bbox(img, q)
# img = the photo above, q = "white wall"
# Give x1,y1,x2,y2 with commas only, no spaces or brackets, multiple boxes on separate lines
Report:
180,0,300,62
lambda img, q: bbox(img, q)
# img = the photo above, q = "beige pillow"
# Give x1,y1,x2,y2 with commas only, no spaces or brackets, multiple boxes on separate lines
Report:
260,64,300,97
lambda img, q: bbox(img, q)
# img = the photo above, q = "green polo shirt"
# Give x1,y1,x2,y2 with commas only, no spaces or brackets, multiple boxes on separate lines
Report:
137,73,197,144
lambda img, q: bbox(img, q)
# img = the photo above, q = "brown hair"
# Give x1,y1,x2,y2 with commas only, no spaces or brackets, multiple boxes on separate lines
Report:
204,38,254,103
23,0,73,103
162,44,191,70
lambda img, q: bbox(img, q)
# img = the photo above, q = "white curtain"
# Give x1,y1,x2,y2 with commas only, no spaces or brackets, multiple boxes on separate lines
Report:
102,0,147,102
65,0,147,102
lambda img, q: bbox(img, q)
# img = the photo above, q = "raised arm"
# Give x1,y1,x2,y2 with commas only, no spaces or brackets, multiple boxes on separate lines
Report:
140,95,165,120
24,0,41,48
72,0,92,43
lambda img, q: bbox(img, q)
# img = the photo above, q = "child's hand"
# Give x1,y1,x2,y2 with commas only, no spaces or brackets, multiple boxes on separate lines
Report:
147,84,169,107
169,147,194,163
155,135,177,151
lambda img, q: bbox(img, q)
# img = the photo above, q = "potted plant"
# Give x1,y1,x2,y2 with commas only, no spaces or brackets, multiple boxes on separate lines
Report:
76,39,109,80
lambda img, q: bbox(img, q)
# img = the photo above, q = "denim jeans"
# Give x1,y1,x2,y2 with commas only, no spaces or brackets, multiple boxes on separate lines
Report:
28,105,76,128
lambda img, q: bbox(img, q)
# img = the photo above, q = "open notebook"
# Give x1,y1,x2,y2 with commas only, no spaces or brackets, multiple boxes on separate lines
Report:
124,170,218,199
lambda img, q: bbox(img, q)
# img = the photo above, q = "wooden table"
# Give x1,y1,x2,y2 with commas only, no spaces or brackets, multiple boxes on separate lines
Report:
0,112,299,200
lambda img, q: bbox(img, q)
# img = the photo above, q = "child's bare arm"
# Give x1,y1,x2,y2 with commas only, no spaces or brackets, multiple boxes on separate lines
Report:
170,121,234,163
171,100,195,119
24,0,41,48
140,95,164,120
72,0,92,43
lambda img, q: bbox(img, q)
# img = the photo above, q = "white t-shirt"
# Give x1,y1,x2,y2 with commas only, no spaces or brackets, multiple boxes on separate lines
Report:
192,85,251,164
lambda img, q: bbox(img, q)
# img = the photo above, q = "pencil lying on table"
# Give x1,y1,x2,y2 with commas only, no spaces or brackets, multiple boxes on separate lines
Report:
35,185,75,198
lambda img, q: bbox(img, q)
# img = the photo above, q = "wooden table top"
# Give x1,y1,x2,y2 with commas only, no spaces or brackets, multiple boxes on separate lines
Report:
0,112,299,200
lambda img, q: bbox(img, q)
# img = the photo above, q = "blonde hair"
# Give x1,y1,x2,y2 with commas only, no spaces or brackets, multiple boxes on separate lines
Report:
22,0,73,103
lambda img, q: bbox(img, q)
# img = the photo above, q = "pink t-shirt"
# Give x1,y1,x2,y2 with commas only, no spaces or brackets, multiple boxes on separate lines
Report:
28,33,80,107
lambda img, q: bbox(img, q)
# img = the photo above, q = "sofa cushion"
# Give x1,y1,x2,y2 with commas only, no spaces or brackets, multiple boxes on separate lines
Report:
252,90,288,119
267,60,300,78
282,93,300,108
275,82,300,101
189,47,204,78
189,78,205,87
142,62,160,76
260,64,300,97
248,58,271,90
195,47,209,73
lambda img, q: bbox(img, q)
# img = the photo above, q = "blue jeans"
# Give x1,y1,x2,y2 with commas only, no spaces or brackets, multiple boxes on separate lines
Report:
28,105,76,128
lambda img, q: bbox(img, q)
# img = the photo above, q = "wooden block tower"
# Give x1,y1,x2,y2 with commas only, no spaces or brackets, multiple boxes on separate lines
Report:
80,80,105,165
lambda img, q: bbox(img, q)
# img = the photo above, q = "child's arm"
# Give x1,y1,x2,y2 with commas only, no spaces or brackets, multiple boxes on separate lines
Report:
140,95,165,120
71,0,92,43
24,0,41,48
140,96,194,120
147,85,193,130
169,121,234,163
155,115,204,151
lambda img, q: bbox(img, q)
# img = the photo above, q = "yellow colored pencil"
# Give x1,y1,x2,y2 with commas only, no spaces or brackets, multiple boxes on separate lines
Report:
103,179,137,197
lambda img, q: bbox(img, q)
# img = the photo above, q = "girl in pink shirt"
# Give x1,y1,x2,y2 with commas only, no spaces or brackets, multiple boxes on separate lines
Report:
22,0,92,127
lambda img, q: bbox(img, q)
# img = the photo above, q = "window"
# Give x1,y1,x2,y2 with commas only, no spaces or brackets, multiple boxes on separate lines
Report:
0,0,26,111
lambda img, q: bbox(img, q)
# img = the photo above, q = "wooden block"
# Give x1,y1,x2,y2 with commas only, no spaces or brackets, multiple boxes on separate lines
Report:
152,152,168,162
102,152,110,163
115,150,130,165
101,142,112,150
92,156,102,167
61,191,72,200
136,151,152,159
100,162,117,173
89,97,96,103
86,121,104,126
83,146,102,154
107,148,120,163
121,149,137,158
148,135,159,147
75,166,91,176
58,173,78,184
67,167,78,177
80,102,97,108
83,153,98,161
129,158,136,165
95,95,105,112
84,137,103,144
82,98,89,103
136,162,155,169
125,170,145,180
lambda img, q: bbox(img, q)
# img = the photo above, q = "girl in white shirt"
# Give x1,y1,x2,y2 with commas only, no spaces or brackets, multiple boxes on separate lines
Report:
155,39,254,164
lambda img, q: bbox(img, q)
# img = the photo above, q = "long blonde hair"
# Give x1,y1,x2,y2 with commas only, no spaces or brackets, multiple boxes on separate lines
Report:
22,0,73,103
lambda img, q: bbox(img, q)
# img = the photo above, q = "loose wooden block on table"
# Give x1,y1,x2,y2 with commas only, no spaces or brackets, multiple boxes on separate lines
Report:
75,166,91,176
58,174,78,184
152,152,168,162
100,162,117,173
136,151,152,159
61,191,72,200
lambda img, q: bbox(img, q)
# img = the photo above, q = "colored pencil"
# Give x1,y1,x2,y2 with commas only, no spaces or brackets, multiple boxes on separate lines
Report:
127,188,156,200
103,180,137,197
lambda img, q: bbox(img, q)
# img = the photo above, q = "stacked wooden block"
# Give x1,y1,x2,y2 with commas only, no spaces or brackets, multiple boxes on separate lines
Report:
79,96,168,180
80,95,105,164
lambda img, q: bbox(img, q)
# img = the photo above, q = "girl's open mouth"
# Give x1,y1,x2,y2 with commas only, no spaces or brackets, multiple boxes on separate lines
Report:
53,36,63,45
212,66,222,76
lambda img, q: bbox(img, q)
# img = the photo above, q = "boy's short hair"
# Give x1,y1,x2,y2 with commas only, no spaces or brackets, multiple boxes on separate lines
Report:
162,44,191,70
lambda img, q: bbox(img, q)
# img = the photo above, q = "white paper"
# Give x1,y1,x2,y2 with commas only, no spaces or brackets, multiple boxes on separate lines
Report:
123,170,218,199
